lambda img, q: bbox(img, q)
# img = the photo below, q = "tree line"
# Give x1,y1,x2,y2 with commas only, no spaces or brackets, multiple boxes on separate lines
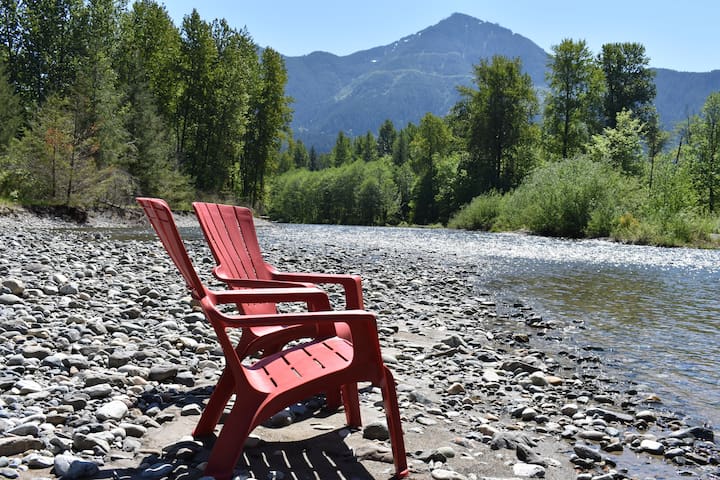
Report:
270,40,720,246
1,4,718,246
0,0,290,207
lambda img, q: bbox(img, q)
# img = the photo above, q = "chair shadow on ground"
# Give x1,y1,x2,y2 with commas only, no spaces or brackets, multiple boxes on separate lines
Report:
93,384,382,480
99,429,377,480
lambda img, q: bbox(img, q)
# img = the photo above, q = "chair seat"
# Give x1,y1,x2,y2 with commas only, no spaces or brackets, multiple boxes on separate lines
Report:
246,337,354,393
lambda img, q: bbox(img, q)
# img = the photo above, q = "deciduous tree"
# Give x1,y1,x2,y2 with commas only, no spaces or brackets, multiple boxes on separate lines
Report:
599,42,656,128
686,92,720,212
455,55,539,203
543,39,604,159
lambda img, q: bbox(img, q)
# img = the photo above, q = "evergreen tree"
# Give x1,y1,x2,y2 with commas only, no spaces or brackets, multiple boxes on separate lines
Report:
331,131,352,166
292,139,309,169
377,119,396,157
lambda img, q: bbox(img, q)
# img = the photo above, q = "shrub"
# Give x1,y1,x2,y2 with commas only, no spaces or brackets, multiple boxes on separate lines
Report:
498,156,641,238
447,191,503,230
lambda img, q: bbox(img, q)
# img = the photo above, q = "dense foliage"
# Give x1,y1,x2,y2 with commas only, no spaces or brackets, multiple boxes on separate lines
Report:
0,0,290,208
1,4,718,246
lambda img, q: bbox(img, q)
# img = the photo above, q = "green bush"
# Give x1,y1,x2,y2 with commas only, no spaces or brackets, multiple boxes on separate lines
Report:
268,158,401,225
447,191,503,230
497,156,641,238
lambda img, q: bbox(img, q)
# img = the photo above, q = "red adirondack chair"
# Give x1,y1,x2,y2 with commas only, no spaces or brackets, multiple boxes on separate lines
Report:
192,201,363,413
136,198,408,480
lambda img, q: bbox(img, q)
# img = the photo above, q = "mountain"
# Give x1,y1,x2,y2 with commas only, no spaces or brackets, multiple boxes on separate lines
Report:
283,13,720,152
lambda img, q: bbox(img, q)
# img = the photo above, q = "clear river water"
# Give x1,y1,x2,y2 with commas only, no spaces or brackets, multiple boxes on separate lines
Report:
251,224,720,431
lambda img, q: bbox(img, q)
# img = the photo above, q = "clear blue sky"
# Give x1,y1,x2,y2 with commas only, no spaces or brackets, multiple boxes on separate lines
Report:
162,1,720,73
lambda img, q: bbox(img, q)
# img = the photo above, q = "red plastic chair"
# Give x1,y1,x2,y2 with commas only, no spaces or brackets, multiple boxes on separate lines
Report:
136,198,408,480
192,201,360,413
192,201,364,311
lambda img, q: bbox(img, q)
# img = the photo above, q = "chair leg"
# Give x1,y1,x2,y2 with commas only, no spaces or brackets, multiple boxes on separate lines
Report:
341,382,361,428
203,399,260,480
193,368,234,437
380,367,409,478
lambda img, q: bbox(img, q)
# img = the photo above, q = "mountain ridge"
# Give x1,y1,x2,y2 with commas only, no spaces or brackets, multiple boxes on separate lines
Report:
282,13,719,152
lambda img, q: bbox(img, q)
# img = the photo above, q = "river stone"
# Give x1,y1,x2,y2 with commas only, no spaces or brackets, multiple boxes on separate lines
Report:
148,365,178,382
7,423,39,437
573,444,602,462
669,426,714,442
0,467,18,479
22,346,51,359
363,422,390,441
59,283,79,295
431,469,468,480
635,410,657,422
24,453,54,469
54,454,99,479
72,433,111,454
15,379,43,394
96,400,129,421
640,439,665,455
83,383,113,399
512,462,546,477
0,436,44,456
0,293,23,305
2,279,25,296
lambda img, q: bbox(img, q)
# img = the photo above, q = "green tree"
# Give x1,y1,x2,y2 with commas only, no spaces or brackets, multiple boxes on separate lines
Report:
2,95,101,205
0,0,22,85
117,0,182,123
74,0,131,170
391,128,410,166
455,55,539,203
0,58,22,150
409,112,452,224
686,92,720,212
543,39,604,159
644,108,670,190
354,131,377,162
178,12,255,194
331,131,352,166
599,42,656,128
588,109,645,175
239,47,291,206
377,119,396,157
13,0,85,104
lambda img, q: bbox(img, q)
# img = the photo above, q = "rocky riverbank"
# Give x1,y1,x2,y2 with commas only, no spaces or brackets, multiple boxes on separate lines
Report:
0,211,718,480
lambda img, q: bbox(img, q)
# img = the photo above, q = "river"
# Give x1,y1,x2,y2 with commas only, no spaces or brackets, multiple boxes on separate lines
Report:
251,224,720,430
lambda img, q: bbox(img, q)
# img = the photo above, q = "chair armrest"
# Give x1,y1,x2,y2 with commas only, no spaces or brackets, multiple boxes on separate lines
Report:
269,270,364,309
210,287,331,310
202,296,376,329
219,277,314,289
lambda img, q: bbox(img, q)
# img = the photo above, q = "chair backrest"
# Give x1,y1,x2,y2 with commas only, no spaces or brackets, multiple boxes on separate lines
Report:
136,197,207,299
192,202,272,282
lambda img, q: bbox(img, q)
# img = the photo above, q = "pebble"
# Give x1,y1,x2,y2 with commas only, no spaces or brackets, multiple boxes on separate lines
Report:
0,213,716,480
